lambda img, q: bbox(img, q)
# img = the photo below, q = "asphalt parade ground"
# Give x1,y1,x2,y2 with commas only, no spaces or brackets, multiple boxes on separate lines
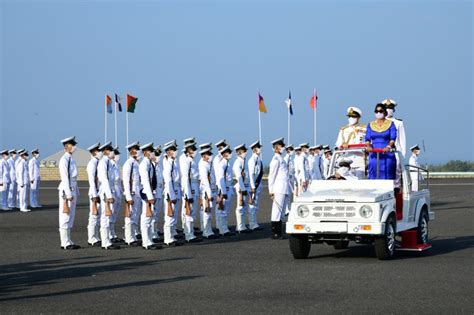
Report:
0,179,473,314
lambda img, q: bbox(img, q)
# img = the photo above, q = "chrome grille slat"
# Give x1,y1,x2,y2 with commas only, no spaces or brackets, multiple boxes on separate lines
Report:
313,205,357,218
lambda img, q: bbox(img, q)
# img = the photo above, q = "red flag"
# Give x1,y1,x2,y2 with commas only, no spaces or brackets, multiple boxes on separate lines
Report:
310,90,318,110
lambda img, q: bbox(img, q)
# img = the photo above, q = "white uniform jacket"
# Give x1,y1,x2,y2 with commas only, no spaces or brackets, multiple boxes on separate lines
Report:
268,153,290,195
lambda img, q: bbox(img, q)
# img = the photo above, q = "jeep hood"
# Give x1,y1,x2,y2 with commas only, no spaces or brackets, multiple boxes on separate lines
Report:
296,180,394,203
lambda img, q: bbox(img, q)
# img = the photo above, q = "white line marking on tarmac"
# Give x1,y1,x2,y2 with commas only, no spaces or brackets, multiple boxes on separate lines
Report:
429,183,474,186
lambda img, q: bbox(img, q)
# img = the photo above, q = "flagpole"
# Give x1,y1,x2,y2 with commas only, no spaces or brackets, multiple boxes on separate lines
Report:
288,107,291,145
114,97,118,146
313,89,317,146
126,109,129,146
104,94,107,143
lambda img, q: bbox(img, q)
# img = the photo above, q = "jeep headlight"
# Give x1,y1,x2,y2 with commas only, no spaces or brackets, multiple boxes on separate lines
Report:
359,205,373,218
297,205,310,218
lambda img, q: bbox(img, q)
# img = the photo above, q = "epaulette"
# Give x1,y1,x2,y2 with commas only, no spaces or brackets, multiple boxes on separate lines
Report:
396,118,403,121
358,123,367,128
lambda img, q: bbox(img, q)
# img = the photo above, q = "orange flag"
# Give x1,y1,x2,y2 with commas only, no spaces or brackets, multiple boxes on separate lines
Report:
258,93,267,113
310,90,318,110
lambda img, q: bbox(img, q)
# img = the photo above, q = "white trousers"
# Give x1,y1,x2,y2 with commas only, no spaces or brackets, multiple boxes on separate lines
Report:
395,155,402,188
130,194,142,236
248,185,262,229
200,198,215,237
0,183,9,208
163,198,178,244
8,181,17,208
100,197,113,248
110,188,122,239
58,189,77,247
18,184,28,211
87,197,101,244
271,193,288,222
140,200,155,248
30,178,40,207
235,190,249,232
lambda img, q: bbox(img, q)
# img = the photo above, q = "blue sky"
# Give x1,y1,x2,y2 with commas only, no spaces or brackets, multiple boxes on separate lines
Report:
0,0,472,164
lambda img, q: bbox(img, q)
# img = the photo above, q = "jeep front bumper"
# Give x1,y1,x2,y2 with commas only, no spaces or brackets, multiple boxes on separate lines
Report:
286,222,385,235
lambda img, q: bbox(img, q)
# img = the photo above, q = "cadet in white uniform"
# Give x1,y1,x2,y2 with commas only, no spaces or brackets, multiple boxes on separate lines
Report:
16,151,30,213
138,143,162,250
268,137,290,239
323,148,332,179
283,145,295,215
162,141,183,246
109,147,124,243
409,145,423,192
248,140,264,231
7,150,17,209
213,139,230,234
28,149,41,208
86,143,102,246
15,150,25,208
151,145,165,243
198,146,219,239
0,150,11,210
97,142,120,250
308,145,324,180
293,146,309,195
180,141,201,243
215,145,235,236
122,141,141,246
383,99,406,189
233,144,251,234
58,137,80,249
335,107,367,179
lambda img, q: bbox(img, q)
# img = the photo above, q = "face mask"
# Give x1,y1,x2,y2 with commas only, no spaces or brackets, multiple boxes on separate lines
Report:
375,113,385,120
386,108,394,118
208,155,214,163
289,151,295,156
71,146,77,153
241,152,247,159
150,152,156,160
35,154,40,159
255,148,261,155
227,154,233,160
96,152,103,159
11,154,17,159
109,152,115,159
348,117,358,125
115,155,120,162
172,151,177,159
189,152,196,159
135,151,143,161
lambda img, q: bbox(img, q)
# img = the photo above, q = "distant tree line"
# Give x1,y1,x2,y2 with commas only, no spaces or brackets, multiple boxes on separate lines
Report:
428,160,474,172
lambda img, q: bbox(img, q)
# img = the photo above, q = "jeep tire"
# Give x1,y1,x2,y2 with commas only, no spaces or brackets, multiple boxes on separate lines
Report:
375,216,396,260
289,235,311,259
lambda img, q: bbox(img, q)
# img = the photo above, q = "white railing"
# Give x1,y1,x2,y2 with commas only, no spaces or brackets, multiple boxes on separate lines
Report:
427,172,474,178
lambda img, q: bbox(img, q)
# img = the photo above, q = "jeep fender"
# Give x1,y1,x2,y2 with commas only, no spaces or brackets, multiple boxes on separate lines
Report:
380,200,396,223
414,197,429,222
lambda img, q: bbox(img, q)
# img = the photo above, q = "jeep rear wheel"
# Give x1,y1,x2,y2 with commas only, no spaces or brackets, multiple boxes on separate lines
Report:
333,241,349,250
417,211,429,244
375,216,396,260
289,235,311,259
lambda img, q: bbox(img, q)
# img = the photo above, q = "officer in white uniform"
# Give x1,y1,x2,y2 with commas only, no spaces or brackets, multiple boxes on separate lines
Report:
308,146,324,180
0,150,11,210
16,151,30,213
109,147,124,243
58,137,80,249
268,137,290,239
248,140,264,231
86,142,101,246
15,150,25,207
382,99,407,189
233,144,251,234
215,145,234,236
409,145,423,192
122,141,141,246
97,142,120,250
335,107,367,179
180,141,201,243
283,145,295,215
7,150,17,209
293,146,309,195
213,139,229,233
198,145,219,239
162,141,183,246
178,137,194,232
27,149,41,208
323,148,332,179
151,145,165,243
138,143,162,250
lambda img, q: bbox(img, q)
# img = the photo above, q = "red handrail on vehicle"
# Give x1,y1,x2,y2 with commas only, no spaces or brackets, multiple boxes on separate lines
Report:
346,144,367,149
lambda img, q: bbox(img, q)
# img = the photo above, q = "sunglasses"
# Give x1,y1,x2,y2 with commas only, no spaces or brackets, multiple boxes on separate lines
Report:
374,109,385,113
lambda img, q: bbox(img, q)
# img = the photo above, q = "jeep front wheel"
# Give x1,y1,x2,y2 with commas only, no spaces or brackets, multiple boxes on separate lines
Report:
374,216,396,260
289,235,311,259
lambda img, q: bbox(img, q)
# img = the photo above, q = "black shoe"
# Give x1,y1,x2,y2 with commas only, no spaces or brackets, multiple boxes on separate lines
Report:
103,244,120,250
111,237,125,244
176,229,184,234
194,230,203,236
62,244,80,250
88,241,101,247
271,222,280,240
223,231,236,237
252,226,264,232
186,238,202,244
212,228,220,234
135,234,142,240
127,241,141,247
143,244,162,250
165,241,183,247
174,234,185,240
152,237,163,244
158,231,164,237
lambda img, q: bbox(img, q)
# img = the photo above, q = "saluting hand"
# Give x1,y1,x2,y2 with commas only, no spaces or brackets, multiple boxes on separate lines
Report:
107,198,114,203
127,200,134,205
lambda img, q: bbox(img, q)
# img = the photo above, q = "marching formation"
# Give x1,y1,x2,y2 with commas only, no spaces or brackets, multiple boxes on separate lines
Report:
0,149,42,212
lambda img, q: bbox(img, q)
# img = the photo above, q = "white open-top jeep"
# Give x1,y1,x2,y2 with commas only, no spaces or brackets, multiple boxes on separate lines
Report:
286,145,434,260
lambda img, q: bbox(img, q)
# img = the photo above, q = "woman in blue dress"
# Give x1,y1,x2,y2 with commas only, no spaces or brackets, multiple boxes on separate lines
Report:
365,103,397,179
